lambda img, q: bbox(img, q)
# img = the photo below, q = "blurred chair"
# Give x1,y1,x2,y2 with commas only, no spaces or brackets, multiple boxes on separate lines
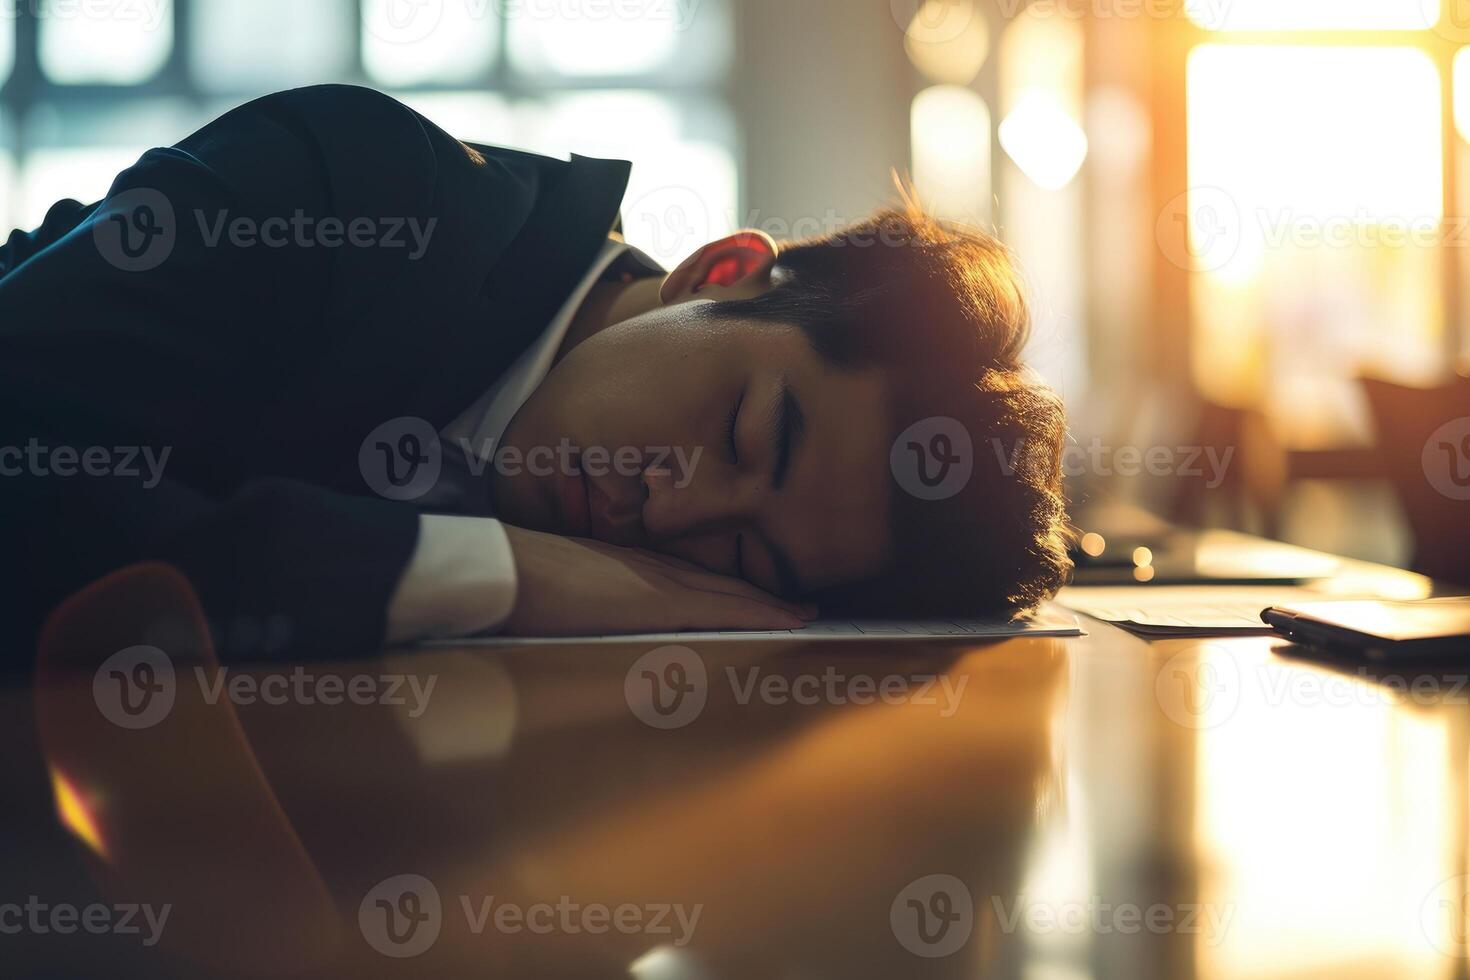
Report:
1166,399,1288,539
35,563,345,975
1361,375,1470,587
1163,383,1470,587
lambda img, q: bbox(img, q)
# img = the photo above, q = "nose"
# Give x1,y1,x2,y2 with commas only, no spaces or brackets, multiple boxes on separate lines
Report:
641,461,759,540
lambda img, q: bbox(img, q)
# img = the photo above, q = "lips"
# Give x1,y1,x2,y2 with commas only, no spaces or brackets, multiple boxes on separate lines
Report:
587,478,650,547
549,452,646,544
585,478,617,543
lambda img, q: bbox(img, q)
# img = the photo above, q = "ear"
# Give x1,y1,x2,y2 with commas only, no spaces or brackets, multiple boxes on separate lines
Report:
659,230,778,305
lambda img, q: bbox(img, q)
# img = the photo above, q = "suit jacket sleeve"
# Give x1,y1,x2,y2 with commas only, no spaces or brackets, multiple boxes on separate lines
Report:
0,89,460,670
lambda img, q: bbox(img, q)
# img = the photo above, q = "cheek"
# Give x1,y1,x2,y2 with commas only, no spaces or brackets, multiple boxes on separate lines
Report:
550,328,738,445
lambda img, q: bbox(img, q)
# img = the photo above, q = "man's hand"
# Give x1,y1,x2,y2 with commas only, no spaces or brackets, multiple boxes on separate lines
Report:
503,525,817,635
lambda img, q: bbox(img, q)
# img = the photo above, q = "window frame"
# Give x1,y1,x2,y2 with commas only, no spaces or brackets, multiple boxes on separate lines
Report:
0,0,735,229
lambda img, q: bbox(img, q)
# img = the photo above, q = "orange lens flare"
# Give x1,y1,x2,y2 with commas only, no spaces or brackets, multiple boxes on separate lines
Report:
50,767,109,861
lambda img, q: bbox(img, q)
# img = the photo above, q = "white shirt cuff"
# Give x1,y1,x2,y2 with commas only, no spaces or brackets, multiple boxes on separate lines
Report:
387,515,518,643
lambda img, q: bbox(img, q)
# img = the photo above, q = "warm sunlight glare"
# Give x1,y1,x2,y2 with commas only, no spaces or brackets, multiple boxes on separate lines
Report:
1194,652,1451,978
1189,46,1441,236
1186,45,1444,437
998,8,1087,191
1000,6,1083,118
1188,0,1441,31
996,4,1088,403
912,84,993,221
999,95,1089,191
1456,48,1470,144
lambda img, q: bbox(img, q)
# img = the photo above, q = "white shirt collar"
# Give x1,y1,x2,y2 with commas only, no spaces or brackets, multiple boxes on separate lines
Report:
442,238,658,459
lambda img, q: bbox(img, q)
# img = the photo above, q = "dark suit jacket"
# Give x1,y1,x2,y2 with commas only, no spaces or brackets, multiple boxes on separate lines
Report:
0,84,633,669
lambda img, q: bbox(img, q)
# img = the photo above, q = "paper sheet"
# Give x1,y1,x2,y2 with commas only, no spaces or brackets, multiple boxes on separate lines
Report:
1057,586,1333,635
424,605,1083,646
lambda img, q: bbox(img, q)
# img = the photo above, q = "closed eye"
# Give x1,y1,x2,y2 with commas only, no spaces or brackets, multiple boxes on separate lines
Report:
724,388,745,464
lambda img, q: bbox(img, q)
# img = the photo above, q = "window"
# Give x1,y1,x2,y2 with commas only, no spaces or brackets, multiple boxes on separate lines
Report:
192,0,355,93
361,0,496,87
0,0,737,265
38,0,174,85
1176,3,1463,448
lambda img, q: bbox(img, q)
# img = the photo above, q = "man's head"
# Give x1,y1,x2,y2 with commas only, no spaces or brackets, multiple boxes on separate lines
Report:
491,201,1072,618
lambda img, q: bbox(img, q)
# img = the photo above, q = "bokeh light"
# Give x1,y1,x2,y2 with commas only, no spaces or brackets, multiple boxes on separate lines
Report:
998,94,1089,191
911,84,993,222
903,0,990,86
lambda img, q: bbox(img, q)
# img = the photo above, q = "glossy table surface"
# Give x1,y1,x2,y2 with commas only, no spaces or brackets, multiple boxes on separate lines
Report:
6,561,1470,979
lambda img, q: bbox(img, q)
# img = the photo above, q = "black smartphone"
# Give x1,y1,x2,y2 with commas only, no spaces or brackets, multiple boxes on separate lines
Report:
1262,599,1470,659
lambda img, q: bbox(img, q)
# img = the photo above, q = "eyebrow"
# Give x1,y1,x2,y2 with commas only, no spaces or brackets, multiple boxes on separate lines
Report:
766,375,806,492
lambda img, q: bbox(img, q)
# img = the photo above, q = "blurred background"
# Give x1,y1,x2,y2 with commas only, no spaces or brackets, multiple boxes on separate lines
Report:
2,0,1467,581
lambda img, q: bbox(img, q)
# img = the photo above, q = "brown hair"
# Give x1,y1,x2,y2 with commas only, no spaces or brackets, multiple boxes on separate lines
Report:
706,200,1072,618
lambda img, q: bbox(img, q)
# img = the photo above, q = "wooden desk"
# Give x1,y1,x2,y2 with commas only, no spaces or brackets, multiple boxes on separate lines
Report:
7,567,1470,978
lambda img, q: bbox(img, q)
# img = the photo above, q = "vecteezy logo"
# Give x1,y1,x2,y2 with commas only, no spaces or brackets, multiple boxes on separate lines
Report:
93,646,177,729
359,417,443,501
1154,645,1240,731
624,185,714,267
890,0,979,44
1421,873,1470,957
890,874,974,958
1422,417,1470,501
92,188,175,273
363,0,444,44
359,874,442,959
1156,186,1241,274
890,417,973,501
624,646,708,729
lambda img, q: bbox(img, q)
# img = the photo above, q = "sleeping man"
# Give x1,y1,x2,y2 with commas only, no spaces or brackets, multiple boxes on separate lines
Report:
0,85,1070,666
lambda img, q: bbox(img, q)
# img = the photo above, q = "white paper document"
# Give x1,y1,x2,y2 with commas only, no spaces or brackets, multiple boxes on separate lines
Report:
426,605,1084,646
1057,586,1333,636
